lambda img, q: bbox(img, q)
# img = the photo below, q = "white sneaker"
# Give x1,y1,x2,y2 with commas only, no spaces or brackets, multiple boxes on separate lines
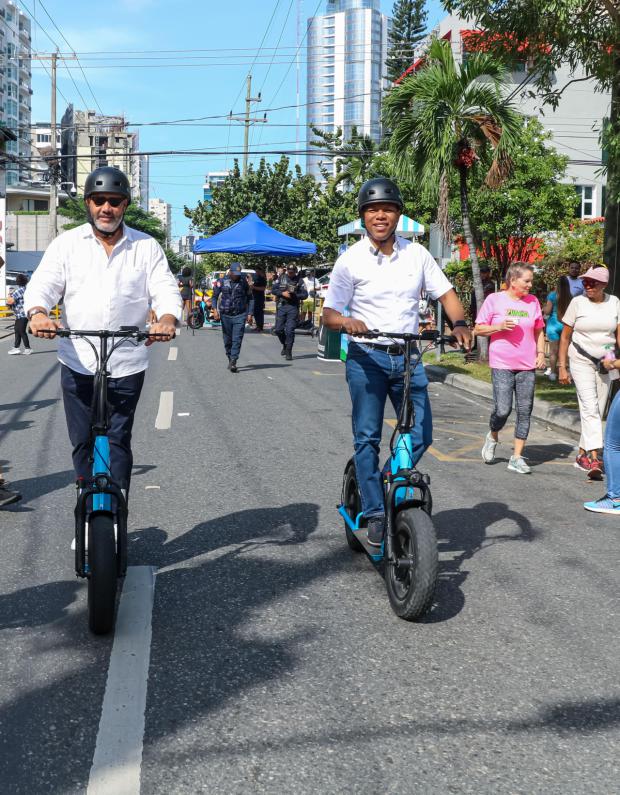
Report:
543,367,552,376
481,432,498,464
507,456,532,474
22,348,33,355
547,372,557,381
7,348,21,355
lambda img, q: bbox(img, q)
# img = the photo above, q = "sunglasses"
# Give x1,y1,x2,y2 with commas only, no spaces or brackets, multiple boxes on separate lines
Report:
90,195,125,207
582,280,603,288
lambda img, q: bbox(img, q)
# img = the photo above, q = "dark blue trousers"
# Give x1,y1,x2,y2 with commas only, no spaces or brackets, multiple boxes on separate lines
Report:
61,365,145,491
220,312,246,360
275,304,298,350
253,295,265,330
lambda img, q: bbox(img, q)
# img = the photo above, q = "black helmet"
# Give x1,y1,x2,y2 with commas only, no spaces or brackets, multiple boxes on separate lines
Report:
84,166,131,202
357,177,403,215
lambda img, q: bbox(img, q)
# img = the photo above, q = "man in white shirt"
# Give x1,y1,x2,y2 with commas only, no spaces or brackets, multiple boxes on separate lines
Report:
25,166,181,494
323,177,471,546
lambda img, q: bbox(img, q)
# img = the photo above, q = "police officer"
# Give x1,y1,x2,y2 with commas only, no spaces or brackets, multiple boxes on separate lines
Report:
272,263,308,361
211,262,252,372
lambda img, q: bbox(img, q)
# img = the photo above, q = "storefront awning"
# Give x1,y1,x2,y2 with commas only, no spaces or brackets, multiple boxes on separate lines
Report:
338,215,425,238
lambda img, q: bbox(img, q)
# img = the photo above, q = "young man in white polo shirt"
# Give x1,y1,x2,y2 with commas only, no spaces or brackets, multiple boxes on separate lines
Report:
323,178,471,546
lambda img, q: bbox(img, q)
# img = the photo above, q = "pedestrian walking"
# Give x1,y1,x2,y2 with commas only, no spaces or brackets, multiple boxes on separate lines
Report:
566,260,585,298
211,262,252,372
251,265,267,332
475,262,546,474
272,263,308,361
558,266,620,480
584,354,620,514
178,266,194,323
543,275,571,380
6,273,32,355
300,269,319,326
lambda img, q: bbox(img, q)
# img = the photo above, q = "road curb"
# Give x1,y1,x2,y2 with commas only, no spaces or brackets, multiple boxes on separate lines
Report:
426,365,581,437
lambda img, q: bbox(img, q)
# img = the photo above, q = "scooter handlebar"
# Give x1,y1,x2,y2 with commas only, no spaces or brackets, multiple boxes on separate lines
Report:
364,329,459,345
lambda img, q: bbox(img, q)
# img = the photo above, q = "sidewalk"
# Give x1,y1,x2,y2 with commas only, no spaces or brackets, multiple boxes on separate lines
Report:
426,365,582,438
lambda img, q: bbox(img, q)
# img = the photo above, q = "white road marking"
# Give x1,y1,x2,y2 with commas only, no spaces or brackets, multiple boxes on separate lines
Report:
87,566,156,795
167,347,178,361
145,485,160,490
177,412,190,417
154,391,173,430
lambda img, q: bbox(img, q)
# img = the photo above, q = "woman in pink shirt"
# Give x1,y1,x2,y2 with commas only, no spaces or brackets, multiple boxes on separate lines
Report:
475,263,546,474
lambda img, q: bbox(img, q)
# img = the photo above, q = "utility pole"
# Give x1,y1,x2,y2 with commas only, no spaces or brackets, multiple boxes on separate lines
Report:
230,74,267,176
49,50,58,241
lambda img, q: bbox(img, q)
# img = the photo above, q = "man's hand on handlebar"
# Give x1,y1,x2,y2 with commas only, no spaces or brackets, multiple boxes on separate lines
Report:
451,325,473,351
146,315,177,346
29,313,63,339
340,317,369,336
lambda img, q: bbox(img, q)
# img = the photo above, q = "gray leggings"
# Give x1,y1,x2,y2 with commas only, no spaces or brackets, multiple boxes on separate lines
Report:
490,368,536,440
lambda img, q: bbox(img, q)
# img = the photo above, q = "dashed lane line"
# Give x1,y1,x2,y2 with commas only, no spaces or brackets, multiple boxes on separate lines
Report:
167,347,178,361
87,566,156,795
154,391,173,430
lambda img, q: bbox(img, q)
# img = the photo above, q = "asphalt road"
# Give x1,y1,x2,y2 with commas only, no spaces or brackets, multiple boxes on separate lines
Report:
0,324,619,794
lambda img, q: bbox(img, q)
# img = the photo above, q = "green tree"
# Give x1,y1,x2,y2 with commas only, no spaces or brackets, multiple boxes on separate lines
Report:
310,125,380,188
386,0,428,83
442,0,619,291
460,117,579,275
383,38,521,356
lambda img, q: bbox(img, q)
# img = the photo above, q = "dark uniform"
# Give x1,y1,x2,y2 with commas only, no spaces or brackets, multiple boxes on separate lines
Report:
211,266,252,370
251,269,268,331
272,268,308,360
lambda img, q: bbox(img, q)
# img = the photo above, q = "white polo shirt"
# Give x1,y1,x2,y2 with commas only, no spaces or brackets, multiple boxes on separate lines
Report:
323,235,452,344
25,223,183,377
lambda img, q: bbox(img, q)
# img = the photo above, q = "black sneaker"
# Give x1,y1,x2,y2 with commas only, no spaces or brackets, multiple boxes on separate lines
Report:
230,359,238,373
280,345,286,356
366,516,385,547
285,350,293,361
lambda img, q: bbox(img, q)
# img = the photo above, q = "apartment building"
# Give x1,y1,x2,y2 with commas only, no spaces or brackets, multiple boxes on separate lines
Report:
306,0,389,179
149,197,171,243
203,171,229,204
0,0,32,186
60,106,148,207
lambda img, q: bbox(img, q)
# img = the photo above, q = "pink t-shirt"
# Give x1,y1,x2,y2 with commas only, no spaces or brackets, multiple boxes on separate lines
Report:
476,291,545,370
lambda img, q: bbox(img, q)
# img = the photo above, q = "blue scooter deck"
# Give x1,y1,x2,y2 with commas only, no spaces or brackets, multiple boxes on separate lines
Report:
338,505,384,562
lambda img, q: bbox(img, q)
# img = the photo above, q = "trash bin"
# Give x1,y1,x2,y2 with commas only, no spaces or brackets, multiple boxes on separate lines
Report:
317,321,341,360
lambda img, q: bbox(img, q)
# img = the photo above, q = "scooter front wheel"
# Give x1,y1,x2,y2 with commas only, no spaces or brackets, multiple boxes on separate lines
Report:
88,512,118,635
385,507,437,621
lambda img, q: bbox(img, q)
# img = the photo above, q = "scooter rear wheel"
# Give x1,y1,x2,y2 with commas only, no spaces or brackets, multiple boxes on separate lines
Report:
88,512,117,635
385,507,437,621
342,465,364,553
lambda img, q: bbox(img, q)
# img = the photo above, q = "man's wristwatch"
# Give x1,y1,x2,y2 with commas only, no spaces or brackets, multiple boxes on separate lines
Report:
27,308,48,321
453,320,468,328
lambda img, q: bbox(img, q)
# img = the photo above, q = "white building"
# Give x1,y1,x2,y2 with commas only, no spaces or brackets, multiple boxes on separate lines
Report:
149,198,171,243
306,0,389,179
404,14,608,220
203,171,229,204
0,0,32,186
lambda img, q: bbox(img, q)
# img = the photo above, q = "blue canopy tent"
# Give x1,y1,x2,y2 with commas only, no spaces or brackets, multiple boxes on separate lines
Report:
192,212,317,256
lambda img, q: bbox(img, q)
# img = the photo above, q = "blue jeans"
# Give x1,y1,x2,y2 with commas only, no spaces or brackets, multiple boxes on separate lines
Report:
220,312,246,359
604,390,620,499
345,342,432,518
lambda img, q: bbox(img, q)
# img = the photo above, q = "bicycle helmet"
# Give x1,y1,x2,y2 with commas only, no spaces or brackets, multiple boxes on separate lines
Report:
357,177,403,215
84,166,131,202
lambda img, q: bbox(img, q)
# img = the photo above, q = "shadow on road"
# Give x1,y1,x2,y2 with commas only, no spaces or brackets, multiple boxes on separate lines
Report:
425,500,540,623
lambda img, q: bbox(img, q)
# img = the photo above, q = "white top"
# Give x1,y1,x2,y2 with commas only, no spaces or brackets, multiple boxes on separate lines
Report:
562,293,620,359
303,276,319,295
24,223,183,377
567,275,584,297
323,236,452,343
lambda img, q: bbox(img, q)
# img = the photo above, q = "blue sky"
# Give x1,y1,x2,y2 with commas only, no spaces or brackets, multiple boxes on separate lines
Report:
28,0,445,240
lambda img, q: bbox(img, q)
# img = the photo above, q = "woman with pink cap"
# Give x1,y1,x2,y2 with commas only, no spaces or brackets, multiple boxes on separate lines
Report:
558,266,620,479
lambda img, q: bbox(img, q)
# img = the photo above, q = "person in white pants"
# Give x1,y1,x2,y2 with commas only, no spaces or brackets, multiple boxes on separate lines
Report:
559,266,620,480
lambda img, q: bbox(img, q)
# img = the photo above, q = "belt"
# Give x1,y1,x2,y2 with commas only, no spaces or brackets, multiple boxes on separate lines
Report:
354,341,403,355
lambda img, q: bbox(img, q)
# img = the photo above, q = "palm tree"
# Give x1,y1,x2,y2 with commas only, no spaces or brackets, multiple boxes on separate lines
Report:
383,38,522,353
310,125,380,189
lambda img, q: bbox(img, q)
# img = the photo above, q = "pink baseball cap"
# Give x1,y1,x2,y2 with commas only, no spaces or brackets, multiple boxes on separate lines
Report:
580,266,609,284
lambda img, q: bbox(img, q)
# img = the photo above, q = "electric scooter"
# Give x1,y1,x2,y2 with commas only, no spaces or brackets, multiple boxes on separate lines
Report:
338,329,456,621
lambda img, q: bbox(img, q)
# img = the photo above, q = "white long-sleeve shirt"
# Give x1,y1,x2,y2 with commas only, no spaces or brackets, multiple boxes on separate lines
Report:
25,223,183,377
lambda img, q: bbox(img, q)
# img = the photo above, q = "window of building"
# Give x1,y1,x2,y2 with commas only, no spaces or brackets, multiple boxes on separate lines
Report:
575,185,595,219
